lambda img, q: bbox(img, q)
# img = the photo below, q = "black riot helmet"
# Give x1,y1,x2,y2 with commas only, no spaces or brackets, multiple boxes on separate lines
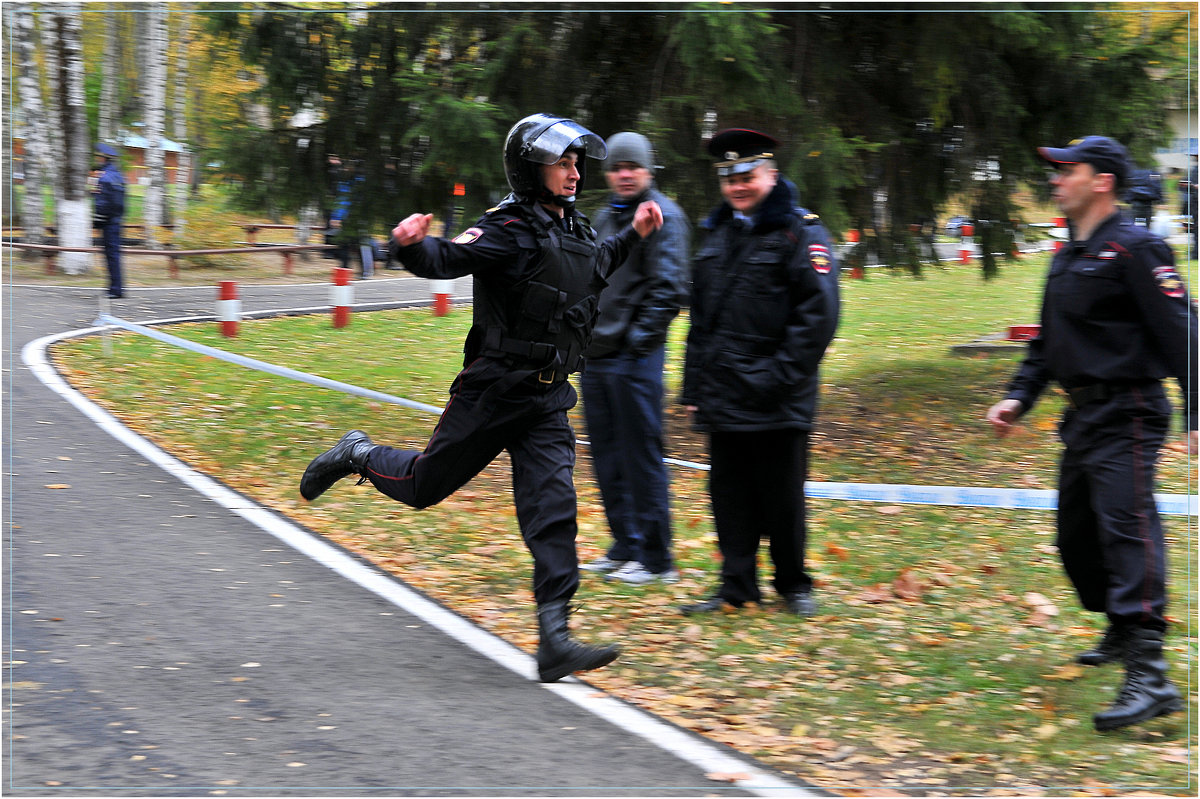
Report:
503,113,607,206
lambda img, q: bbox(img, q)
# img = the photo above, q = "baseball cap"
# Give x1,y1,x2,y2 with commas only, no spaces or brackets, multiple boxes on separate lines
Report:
1037,136,1131,187
604,132,656,171
95,142,118,158
708,128,779,177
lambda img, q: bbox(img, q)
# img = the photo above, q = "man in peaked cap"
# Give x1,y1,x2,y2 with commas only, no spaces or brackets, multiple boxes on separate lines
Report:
679,128,840,618
93,142,126,298
989,135,1197,731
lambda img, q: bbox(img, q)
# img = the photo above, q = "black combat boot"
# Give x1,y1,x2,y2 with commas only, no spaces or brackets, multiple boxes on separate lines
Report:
299,430,375,501
1093,626,1182,731
1077,623,1127,666
535,600,619,683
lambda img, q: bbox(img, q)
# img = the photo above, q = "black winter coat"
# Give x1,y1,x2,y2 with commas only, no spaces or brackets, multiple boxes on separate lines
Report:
681,179,840,432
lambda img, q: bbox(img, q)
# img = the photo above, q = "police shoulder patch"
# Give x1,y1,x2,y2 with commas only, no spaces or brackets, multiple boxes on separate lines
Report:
453,227,484,245
1152,265,1186,298
809,243,832,274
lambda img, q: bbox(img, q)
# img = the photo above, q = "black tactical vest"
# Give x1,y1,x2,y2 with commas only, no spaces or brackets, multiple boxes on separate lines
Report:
469,203,606,381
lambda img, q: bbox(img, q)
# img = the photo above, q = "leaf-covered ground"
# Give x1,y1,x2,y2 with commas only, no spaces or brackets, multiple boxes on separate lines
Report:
50,257,1197,795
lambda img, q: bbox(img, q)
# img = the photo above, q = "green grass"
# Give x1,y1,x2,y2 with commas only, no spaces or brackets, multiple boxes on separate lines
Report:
50,255,1197,794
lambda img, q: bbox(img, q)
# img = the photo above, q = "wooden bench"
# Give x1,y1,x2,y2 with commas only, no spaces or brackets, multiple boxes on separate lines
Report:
236,223,321,245
5,241,336,278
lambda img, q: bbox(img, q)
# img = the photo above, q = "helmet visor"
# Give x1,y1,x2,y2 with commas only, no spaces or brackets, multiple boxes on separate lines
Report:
522,119,606,165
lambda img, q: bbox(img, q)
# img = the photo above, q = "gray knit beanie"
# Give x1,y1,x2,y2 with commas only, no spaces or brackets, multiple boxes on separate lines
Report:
604,132,656,170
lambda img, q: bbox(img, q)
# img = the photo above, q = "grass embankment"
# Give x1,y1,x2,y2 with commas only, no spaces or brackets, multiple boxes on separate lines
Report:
51,256,1196,794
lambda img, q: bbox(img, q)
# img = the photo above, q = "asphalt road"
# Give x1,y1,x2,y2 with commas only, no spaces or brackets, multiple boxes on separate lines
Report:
3,278,802,797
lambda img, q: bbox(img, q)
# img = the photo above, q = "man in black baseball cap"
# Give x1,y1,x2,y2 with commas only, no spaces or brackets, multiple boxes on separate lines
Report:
989,135,1196,731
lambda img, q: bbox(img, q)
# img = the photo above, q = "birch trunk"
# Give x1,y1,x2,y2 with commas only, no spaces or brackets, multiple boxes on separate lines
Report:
13,5,49,246
98,8,118,143
40,11,64,207
50,8,90,275
142,5,167,248
171,11,190,236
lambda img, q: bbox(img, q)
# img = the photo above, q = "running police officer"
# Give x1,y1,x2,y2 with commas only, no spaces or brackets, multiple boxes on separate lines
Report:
987,136,1197,731
299,113,663,683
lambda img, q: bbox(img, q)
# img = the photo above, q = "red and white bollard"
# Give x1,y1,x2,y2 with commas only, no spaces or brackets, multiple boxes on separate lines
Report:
959,223,975,264
217,280,240,337
1051,217,1068,252
431,279,453,317
332,267,353,328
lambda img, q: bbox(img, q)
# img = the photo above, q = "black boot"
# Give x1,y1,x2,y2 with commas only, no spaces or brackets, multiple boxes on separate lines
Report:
1093,627,1182,731
536,600,619,683
1077,623,1127,666
299,430,375,501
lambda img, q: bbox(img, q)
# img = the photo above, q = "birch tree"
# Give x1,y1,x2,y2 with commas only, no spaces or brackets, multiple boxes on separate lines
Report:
48,7,90,275
142,4,167,247
13,5,50,246
171,10,191,235
98,7,118,143
39,9,64,207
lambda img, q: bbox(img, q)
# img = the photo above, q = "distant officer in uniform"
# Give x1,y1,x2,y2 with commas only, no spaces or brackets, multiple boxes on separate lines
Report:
678,129,840,617
987,136,1197,731
93,143,126,299
1122,167,1162,228
579,132,690,586
298,113,663,683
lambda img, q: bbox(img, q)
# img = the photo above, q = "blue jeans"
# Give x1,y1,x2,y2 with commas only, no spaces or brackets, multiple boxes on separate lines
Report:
580,347,674,573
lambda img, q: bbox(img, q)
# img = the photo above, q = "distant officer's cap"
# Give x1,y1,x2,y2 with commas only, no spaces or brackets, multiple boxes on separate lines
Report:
708,128,779,177
95,142,118,158
1037,136,1131,188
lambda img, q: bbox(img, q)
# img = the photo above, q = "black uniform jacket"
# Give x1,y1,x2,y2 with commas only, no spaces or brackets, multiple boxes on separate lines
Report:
681,179,841,433
391,199,641,369
1006,211,1198,431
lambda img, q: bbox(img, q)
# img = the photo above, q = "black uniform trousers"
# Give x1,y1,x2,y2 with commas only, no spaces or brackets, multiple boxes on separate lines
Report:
361,358,581,606
708,428,812,605
1056,383,1170,631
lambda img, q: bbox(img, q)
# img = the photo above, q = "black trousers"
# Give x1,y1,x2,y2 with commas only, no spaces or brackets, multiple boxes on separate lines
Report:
1056,384,1171,631
362,358,581,605
708,429,812,605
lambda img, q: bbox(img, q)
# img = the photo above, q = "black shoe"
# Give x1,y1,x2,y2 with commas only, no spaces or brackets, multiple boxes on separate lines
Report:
299,430,374,501
536,600,619,683
679,595,739,615
1077,623,1127,666
107,290,124,299
1094,627,1182,731
783,591,817,617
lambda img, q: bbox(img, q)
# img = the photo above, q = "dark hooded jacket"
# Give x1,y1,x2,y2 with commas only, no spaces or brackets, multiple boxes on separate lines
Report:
681,178,840,432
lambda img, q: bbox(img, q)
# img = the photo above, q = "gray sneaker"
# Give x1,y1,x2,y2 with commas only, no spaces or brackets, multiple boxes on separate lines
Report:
606,563,680,585
580,555,627,573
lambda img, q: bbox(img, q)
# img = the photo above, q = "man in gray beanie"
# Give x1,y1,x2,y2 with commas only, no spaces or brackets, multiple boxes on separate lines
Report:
580,132,690,585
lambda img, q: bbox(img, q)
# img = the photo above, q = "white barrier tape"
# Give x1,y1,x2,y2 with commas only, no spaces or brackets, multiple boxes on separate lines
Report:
215,298,241,323
331,283,353,307
96,314,443,416
94,314,1197,516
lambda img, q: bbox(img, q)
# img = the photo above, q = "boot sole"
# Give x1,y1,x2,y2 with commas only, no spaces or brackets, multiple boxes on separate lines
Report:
1094,697,1183,731
537,649,619,683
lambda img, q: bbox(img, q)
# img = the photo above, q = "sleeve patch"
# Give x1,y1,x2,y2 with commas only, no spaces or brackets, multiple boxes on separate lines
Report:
452,227,484,245
809,243,833,274
1153,265,1186,298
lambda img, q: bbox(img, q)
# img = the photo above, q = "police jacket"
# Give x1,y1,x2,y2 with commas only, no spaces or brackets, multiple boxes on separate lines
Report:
392,196,640,382
94,161,125,222
681,179,840,432
585,187,689,358
1005,211,1198,431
